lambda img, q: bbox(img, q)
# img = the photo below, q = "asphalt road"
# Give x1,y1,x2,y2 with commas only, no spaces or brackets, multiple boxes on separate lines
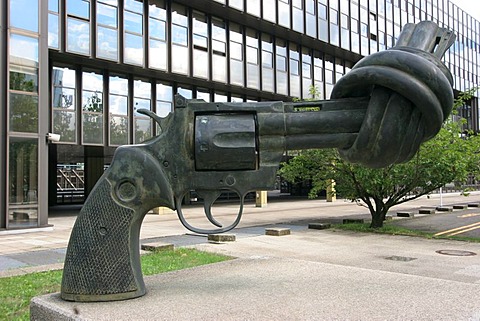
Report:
392,206,480,238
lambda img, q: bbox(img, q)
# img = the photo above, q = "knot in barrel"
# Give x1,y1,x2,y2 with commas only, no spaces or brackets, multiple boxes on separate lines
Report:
331,46,454,168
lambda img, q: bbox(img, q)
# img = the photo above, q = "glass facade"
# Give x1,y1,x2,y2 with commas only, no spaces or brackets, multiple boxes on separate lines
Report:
0,0,479,229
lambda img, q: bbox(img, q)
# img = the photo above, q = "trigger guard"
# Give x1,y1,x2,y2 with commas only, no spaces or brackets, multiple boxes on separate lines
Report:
174,191,245,234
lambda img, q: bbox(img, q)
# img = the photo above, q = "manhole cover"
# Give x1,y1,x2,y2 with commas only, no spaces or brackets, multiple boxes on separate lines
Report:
435,250,477,256
385,255,417,262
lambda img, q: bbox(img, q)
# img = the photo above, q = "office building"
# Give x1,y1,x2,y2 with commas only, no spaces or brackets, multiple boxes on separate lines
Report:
1,0,478,229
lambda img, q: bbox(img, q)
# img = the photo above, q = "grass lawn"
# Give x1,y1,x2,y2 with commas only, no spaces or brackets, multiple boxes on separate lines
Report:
335,222,480,242
0,248,232,321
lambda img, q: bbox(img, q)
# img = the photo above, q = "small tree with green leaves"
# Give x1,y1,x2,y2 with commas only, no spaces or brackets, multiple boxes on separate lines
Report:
280,88,480,228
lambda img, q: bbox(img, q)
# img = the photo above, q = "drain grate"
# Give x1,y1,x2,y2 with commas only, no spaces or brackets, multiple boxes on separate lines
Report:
385,255,417,262
436,250,477,256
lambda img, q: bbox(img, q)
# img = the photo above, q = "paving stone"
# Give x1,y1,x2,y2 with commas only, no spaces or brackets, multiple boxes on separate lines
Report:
436,206,453,212
265,228,291,236
343,219,364,224
308,223,331,230
207,234,236,242
397,212,414,218
141,242,174,252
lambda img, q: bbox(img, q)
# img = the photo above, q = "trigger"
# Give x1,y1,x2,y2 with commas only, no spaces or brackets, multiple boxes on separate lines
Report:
197,190,223,228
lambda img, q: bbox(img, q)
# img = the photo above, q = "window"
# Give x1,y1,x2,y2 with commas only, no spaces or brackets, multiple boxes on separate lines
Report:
10,0,38,32
306,0,316,37
293,0,304,33
261,34,274,93
8,137,39,228
156,82,172,118
149,0,167,70
193,12,209,79
230,23,244,86
48,0,59,48
133,80,152,143
171,4,189,75
52,66,77,143
289,44,300,97
97,0,118,61
246,29,259,89
82,71,104,145
109,75,129,146
230,0,243,11
276,40,288,95
341,13,350,50
313,51,323,97
247,0,260,17
212,19,227,83
66,0,90,55
263,0,276,23
302,48,313,99
124,0,144,65
318,2,328,42
279,0,290,28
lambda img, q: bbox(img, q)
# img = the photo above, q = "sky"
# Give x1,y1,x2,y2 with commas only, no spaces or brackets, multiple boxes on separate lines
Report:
450,0,480,21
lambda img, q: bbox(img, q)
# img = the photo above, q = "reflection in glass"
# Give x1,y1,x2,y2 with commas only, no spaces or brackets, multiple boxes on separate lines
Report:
10,67,38,93
52,66,77,143
67,0,90,19
67,18,90,55
156,101,172,118
135,119,152,143
177,87,192,98
149,40,167,70
156,82,172,123
10,93,38,133
52,70,75,107
247,0,260,16
263,0,276,22
10,34,39,63
8,137,38,228
97,27,118,60
124,33,143,65
124,11,143,34
83,114,103,144
53,110,76,143
279,0,290,28
97,3,117,27
149,2,167,71
150,19,166,41
110,116,128,145
125,0,143,12
230,0,243,11
82,72,103,145
172,45,189,74
10,0,38,32
110,94,128,115
49,0,59,11
48,13,59,48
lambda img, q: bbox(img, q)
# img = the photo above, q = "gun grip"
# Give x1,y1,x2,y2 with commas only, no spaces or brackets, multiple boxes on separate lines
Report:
61,146,173,302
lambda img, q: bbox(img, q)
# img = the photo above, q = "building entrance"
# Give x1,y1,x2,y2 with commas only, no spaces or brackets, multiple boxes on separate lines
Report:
48,145,115,207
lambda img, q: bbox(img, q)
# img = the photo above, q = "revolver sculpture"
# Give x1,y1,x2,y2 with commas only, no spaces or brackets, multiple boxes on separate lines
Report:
62,21,455,301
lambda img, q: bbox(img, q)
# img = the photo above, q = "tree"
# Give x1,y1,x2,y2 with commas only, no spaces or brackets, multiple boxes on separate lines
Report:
280,88,480,228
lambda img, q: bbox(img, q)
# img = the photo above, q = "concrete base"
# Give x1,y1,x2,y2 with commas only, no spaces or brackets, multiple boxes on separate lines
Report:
397,211,414,217
265,227,290,236
207,234,236,242
31,256,480,321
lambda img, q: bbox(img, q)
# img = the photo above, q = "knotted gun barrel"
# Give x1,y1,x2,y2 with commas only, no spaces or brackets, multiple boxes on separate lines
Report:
61,21,455,302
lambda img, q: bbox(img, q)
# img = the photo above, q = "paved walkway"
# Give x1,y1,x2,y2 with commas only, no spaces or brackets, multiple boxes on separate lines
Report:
2,191,480,277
